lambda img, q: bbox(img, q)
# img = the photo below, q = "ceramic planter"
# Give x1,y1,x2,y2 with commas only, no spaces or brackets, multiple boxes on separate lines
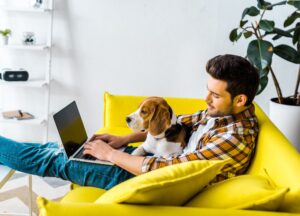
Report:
269,98,300,152
1,36,8,45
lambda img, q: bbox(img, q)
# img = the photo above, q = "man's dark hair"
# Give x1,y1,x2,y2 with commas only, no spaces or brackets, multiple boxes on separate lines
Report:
206,54,259,106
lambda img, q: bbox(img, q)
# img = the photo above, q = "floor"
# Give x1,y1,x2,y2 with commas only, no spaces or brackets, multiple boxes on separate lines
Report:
0,171,70,215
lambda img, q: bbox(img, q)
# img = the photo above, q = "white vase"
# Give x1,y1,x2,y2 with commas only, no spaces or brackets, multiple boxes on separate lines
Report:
269,98,300,152
1,36,8,45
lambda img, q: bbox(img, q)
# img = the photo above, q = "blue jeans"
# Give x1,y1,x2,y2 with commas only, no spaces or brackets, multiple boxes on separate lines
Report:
0,136,135,190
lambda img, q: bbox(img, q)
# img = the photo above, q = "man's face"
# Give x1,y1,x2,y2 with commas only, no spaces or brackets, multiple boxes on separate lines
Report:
205,75,234,117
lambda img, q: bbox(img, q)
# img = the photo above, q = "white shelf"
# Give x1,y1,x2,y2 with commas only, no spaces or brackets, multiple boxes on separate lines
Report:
1,44,50,50
0,6,52,13
0,115,47,125
0,80,48,88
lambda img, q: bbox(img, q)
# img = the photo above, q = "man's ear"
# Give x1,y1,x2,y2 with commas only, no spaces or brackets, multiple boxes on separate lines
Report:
234,94,247,107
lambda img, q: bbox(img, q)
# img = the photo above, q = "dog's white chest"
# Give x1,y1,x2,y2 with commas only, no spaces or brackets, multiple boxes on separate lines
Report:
143,134,182,157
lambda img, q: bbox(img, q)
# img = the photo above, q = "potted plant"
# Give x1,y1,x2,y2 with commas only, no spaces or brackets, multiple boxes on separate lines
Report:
0,28,11,45
229,0,300,149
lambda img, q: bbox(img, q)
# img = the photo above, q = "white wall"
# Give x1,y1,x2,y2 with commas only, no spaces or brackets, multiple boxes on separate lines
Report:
0,0,295,143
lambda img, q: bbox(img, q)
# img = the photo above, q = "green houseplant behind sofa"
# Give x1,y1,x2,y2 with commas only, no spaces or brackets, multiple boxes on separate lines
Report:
37,92,300,216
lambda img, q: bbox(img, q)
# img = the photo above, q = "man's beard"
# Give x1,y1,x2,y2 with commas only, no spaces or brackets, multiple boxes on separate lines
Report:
207,103,234,117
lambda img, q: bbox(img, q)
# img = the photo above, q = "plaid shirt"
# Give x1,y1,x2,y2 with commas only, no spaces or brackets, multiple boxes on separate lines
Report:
141,104,259,182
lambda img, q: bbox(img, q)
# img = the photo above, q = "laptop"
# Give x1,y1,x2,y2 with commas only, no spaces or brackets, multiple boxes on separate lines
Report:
53,101,113,165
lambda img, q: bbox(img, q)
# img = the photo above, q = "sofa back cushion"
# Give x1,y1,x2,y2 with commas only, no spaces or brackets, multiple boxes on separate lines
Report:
103,92,206,128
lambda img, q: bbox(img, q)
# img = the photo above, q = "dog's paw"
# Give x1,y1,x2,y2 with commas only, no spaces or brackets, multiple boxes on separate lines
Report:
131,147,146,156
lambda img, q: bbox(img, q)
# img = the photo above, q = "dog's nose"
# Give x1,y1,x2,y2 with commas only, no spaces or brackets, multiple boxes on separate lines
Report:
126,117,132,124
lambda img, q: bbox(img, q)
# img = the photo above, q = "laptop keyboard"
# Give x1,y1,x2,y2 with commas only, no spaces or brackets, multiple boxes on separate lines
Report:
75,147,97,161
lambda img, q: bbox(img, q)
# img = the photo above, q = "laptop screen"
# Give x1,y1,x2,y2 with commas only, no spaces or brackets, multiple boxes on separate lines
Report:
53,101,88,157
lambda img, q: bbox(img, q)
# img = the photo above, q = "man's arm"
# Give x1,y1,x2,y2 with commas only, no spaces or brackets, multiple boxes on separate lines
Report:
109,149,145,175
141,133,255,173
90,131,147,149
83,139,145,175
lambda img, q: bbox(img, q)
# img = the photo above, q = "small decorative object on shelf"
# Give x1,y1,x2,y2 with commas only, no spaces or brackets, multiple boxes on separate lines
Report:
2,110,34,120
30,0,44,8
0,28,11,45
22,32,36,45
0,68,29,81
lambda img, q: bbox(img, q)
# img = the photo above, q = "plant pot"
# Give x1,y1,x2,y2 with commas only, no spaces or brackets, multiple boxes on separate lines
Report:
1,36,8,45
269,98,300,152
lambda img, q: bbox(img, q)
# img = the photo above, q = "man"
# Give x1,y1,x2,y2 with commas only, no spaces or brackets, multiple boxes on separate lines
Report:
0,54,259,190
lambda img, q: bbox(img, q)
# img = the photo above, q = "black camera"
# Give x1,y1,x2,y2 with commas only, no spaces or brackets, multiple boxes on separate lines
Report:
0,69,29,81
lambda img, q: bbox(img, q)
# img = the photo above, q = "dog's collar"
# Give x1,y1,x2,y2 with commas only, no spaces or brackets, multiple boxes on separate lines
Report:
153,132,165,140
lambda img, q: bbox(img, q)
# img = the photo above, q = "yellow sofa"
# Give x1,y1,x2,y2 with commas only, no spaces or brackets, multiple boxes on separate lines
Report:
37,92,300,216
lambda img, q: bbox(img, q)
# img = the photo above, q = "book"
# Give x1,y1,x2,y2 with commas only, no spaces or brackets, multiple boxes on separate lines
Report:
2,110,34,120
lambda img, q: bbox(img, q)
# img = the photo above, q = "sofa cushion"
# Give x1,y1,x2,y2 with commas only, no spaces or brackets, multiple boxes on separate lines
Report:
185,175,289,211
95,159,228,206
60,186,106,203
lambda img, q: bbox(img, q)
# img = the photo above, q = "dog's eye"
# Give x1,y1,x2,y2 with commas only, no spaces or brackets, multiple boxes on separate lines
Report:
141,110,147,115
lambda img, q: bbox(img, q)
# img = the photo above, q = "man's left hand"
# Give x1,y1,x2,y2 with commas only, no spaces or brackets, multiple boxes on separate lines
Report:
83,140,113,162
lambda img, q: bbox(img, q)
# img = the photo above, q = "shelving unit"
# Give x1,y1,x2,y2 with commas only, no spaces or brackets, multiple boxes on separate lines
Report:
0,1,53,141
0,1,54,215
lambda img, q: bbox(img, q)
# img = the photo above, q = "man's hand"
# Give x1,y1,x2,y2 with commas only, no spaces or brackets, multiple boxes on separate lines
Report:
89,134,127,149
89,131,147,149
83,139,114,161
83,139,145,175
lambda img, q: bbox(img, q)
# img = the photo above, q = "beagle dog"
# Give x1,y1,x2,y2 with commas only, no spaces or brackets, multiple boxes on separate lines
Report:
126,97,188,158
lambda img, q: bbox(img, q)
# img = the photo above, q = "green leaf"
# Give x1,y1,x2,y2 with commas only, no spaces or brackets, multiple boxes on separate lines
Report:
257,0,273,10
259,20,275,32
256,75,269,95
274,44,300,63
229,28,238,42
247,39,273,70
259,68,269,78
288,0,300,10
273,28,293,37
292,24,300,44
284,11,300,27
244,31,253,38
272,27,294,40
240,20,248,28
0,29,11,37
242,6,260,20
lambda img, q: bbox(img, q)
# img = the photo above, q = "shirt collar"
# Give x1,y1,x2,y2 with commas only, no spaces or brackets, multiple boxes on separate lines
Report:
215,104,256,127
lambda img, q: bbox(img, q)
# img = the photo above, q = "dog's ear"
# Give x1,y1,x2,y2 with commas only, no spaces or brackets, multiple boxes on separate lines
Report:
149,103,171,136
